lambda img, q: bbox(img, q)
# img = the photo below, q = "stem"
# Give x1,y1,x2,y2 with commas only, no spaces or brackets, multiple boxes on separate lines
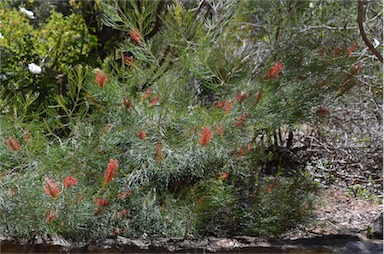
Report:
357,0,383,62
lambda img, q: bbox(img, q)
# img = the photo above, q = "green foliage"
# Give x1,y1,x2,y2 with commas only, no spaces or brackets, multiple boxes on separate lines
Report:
0,5,98,112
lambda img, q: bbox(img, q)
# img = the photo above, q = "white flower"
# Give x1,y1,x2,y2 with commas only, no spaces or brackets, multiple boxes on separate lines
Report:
28,63,42,74
0,74,7,81
19,7,35,19
0,33,3,39
373,38,380,49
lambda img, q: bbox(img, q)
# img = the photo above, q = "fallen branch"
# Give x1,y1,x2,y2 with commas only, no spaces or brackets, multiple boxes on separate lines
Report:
357,0,383,62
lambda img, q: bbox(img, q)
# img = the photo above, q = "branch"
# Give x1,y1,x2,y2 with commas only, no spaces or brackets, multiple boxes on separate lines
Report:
358,0,383,62
145,1,166,41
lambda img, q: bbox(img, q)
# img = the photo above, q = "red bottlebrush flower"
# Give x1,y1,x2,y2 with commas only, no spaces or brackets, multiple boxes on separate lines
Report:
118,209,129,218
95,70,108,88
333,46,345,57
217,124,224,136
345,42,357,57
46,210,59,222
141,88,152,102
236,147,247,157
124,55,135,65
138,130,147,139
235,115,247,127
156,143,163,162
220,171,230,180
339,63,361,91
95,198,110,207
6,137,21,151
129,29,141,45
216,100,225,108
44,177,60,199
116,189,132,199
199,126,214,147
236,92,248,104
264,61,284,80
104,158,119,185
122,97,132,109
95,198,110,216
63,176,78,188
148,97,159,107
223,101,234,114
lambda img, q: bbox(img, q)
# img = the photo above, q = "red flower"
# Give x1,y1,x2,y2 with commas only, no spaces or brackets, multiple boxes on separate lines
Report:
124,55,135,65
334,46,345,57
95,70,108,88
235,115,247,127
236,144,252,157
116,189,132,199
95,198,110,216
63,176,78,188
220,171,229,180
104,158,119,185
199,126,214,147
216,100,234,113
44,177,60,199
46,210,59,222
236,147,247,157
216,100,226,108
141,88,152,102
129,29,141,45
264,61,284,80
117,209,129,218
138,130,147,139
121,97,132,109
217,124,224,136
345,42,357,57
223,101,234,114
95,198,110,207
156,143,163,162
148,97,159,107
6,137,21,151
236,92,248,104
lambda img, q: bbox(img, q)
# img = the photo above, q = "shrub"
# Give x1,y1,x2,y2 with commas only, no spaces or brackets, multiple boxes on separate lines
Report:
0,5,98,112
0,0,381,241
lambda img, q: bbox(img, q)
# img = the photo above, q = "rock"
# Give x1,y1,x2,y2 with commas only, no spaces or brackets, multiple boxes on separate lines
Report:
367,212,383,239
0,234,382,253
343,241,383,254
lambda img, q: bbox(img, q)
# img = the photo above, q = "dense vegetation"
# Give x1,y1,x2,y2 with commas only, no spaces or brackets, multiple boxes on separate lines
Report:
0,0,382,241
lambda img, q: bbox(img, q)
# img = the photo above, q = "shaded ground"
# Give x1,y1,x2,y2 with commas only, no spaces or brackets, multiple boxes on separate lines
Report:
282,185,382,239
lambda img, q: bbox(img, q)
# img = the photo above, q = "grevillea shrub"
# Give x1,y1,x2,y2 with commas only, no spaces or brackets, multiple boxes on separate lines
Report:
0,0,381,240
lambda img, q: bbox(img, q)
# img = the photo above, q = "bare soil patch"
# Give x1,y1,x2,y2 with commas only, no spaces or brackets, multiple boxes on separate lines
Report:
282,185,382,239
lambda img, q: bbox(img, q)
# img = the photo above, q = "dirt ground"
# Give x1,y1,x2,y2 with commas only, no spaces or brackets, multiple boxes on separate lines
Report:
281,184,382,240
